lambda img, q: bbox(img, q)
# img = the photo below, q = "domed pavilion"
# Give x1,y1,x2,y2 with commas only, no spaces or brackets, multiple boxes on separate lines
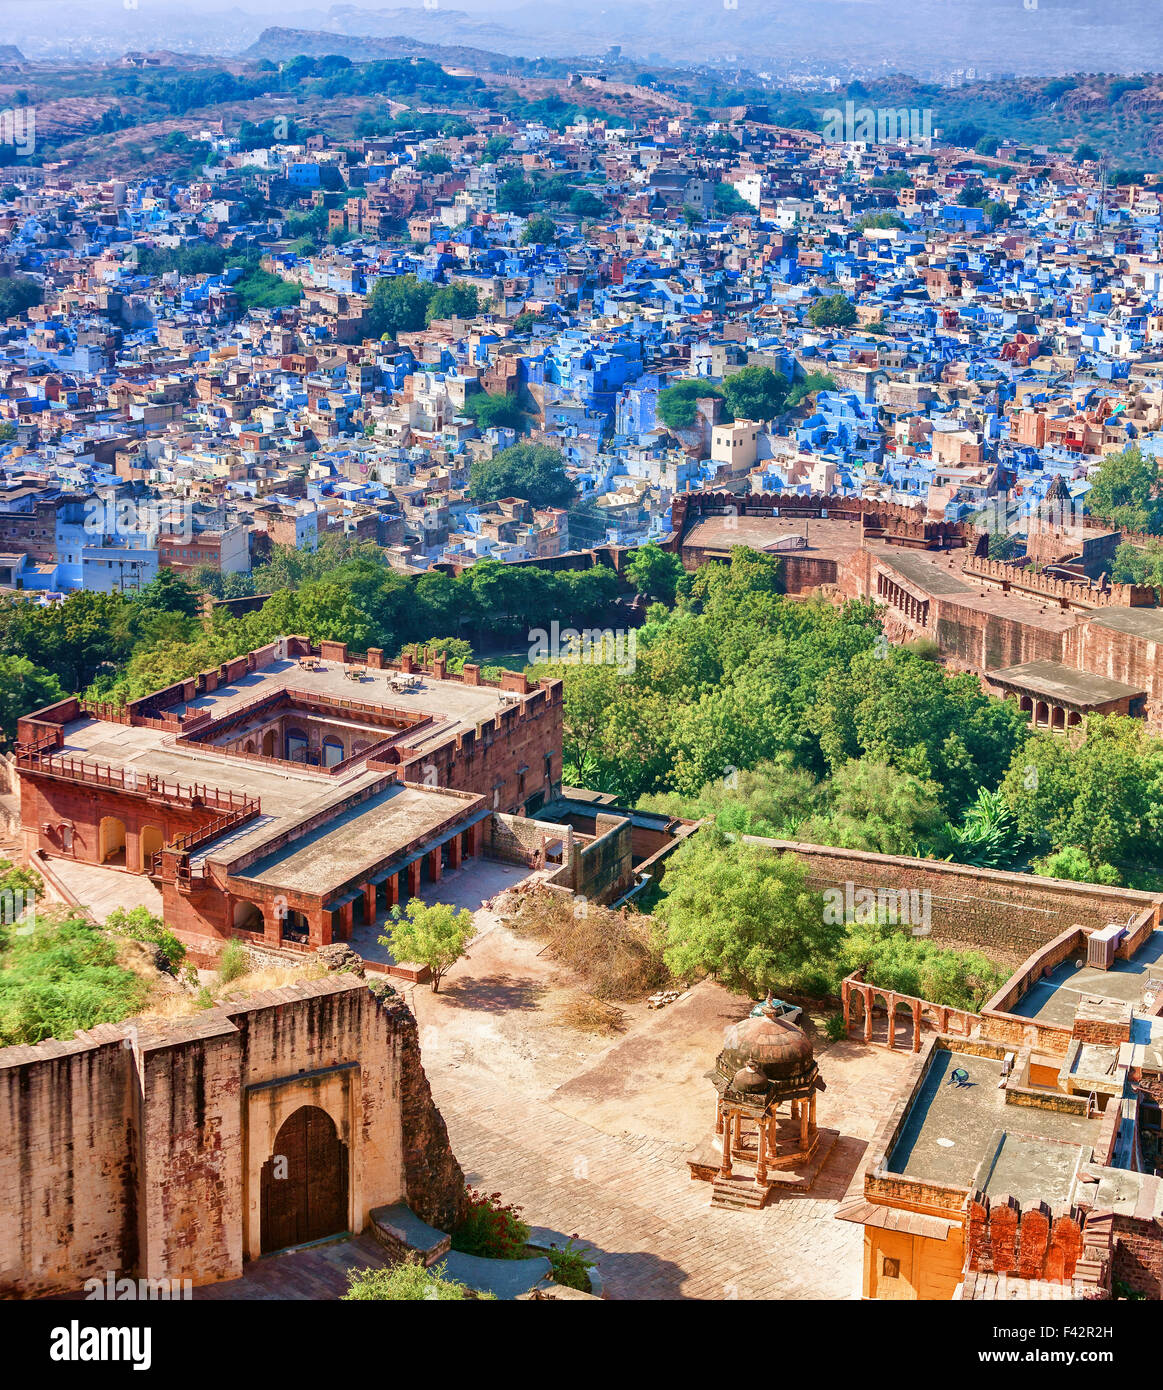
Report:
689,994,830,1209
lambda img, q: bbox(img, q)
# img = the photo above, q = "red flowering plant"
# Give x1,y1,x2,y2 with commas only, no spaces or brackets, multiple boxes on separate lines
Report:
450,1187,531,1260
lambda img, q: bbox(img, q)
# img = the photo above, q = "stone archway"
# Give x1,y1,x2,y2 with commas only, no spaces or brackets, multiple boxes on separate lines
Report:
262,728,276,758
99,816,126,866
139,823,164,874
259,1105,349,1255
233,899,263,932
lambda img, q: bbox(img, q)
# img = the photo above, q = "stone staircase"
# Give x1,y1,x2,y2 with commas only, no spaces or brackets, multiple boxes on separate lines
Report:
710,1174,769,1211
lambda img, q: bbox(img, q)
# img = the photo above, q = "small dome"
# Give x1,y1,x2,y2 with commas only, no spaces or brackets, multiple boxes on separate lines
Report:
731,1062,769,1093
715,1006,818,1098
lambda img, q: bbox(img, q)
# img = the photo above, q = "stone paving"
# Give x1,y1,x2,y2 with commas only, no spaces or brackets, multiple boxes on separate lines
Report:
408,934,916,1301
430,1067,864,1299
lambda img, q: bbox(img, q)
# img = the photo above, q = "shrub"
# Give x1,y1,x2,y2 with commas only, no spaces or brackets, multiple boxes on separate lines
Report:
545,1238,596,1292
216,939,250,984
451,1188,530,1260
105,905,186,970
0,913,149,1045
343,1257,489,1300
824,1010,848,1042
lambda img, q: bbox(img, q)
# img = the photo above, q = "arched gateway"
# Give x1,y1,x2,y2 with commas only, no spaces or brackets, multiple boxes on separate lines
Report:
259,1105,349,1254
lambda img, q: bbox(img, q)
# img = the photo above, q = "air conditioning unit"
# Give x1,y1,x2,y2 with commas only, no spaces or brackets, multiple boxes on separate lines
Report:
1087,923,1124,971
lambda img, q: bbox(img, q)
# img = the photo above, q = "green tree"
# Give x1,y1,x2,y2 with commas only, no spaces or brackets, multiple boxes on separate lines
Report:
656,378,727,430
468,443,575,509
379,898,474,991
463,391,523,431
520,213,557,245
425,282,479,325
713,182,751,215
0,655,64,741
367,273,435,338
1085,444,1162,533
797,759,945,856
808,293,857,329
625,542,685,605
656,829,841,995
0,276,43,320
721,366,788,421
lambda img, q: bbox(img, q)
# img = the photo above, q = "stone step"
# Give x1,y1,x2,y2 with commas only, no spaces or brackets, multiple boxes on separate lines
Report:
710,1176,769,1210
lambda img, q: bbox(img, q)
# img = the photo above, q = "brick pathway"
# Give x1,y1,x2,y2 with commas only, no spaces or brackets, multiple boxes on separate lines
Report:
430,1071,865,1300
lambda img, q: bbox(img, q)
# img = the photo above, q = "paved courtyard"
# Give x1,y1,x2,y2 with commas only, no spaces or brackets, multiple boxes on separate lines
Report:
407,921,914,1300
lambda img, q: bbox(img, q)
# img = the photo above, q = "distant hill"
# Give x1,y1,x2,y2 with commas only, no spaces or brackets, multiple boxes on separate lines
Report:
243,26,524,75
0,46,26,65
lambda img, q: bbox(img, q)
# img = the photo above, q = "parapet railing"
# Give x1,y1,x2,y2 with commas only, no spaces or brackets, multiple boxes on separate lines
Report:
14,745,259,816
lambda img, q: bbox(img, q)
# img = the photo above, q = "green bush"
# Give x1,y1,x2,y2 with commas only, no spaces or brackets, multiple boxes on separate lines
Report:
343,1258,491,1300
545,1238,596,1292
105,905,187,970
451,1188,530,1260
216,939,250,984
0,914,149,1045
824,1010,848,1042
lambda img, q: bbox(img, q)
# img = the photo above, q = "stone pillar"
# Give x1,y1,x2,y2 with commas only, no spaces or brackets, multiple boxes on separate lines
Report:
407,858,422,898
755,1118,768,1186
720,1109,733,1178
428,846,442,883
714,1098,724,1137
263,903,281,945
885,995,895,1049
384,871,400,908
912,1000,922,1052
842,984,851,1033
863,988,873,1044
447,832,462,870
767,1110,778,1160
363,882,377,929
809,1092,816,1130
800,1095,810,1151
467,820,483,857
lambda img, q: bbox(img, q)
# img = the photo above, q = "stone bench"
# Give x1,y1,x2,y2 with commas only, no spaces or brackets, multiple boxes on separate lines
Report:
369,1203,451,1267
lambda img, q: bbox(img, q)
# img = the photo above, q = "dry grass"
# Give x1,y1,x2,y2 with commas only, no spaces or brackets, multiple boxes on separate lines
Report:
504,885,671,1002
134,959,331,1023
552,990,626,1035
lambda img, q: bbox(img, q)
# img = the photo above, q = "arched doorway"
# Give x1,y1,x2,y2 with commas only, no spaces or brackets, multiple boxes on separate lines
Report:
233,899,263,933
99,816,126,866
260,1105,349,1254
322,736,344,768
262,728,276,758
139,824,164,874
285,727,308,762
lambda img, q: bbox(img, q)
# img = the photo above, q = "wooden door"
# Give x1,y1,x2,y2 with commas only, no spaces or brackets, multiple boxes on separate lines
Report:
260,1105,349,1254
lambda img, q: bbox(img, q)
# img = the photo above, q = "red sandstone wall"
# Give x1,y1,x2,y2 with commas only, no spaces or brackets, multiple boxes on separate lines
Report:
0,1026,138,1297
748,837,1158,962
0,980,465,1294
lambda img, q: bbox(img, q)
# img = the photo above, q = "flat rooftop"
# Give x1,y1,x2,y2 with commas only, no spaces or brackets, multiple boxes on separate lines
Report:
680,514,867,563
887,1050,1098,1203
1009,930,1163,1027
986,658,1145,706
37,655,530,872
236,783,479,898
